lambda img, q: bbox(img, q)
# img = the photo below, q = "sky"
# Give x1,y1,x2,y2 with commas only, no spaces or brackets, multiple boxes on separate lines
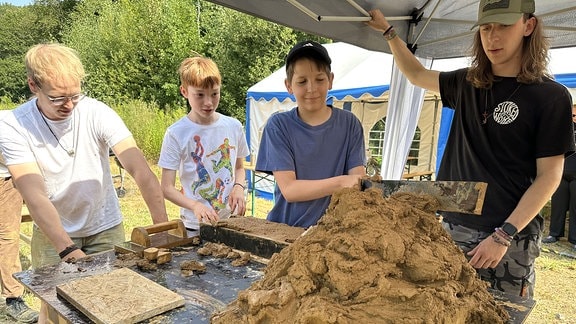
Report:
2,0,32,5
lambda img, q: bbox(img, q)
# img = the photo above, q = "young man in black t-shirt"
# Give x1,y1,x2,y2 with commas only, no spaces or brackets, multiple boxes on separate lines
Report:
367,0,575,298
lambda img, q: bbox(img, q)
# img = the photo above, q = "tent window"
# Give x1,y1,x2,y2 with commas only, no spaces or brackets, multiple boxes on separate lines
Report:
368,118,421,171
407,129,421,167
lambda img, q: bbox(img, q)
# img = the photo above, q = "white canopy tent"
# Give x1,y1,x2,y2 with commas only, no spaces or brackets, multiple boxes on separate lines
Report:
203,0,576,59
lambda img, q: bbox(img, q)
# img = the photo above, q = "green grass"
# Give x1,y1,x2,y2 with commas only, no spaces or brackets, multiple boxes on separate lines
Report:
112,100,186,162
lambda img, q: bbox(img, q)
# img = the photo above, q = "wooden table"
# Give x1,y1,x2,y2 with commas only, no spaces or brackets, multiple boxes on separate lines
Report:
243,161,275,215
15,242,535,323
402,170,434,181
14,247,265,324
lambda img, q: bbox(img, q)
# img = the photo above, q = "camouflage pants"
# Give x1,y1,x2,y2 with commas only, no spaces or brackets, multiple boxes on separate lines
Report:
442,221,541,298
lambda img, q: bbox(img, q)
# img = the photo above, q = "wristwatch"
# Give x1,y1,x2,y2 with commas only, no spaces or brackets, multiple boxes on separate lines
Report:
501,222,518,237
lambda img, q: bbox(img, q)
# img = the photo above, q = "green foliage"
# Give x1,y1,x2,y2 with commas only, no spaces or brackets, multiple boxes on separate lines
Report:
0,98,18,110
0,0,332,124
0,5,37,102
199,2,330,122
0,1,76,102
64,0,201,109
112,99,185,161
199,2,294,122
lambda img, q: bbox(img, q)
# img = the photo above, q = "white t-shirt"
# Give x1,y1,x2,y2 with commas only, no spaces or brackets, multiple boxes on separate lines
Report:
0,98,132,237
158,113,249,229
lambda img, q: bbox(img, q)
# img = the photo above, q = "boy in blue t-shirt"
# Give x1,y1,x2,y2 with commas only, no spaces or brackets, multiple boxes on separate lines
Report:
256,40,366,228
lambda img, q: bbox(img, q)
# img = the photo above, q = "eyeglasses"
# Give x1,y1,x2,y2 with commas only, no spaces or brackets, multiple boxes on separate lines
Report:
34,81,85,106
45,93,86,106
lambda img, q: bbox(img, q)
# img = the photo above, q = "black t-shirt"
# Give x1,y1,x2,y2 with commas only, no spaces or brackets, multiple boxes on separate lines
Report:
438,69,575,234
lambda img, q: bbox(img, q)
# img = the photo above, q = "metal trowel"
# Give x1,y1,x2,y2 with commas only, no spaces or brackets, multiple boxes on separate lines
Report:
360,178,487,215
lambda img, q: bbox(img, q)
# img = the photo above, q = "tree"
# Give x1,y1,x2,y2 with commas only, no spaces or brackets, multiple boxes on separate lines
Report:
199,1,329,122
61,0,329,121
0,1,77,103
64,0,201,108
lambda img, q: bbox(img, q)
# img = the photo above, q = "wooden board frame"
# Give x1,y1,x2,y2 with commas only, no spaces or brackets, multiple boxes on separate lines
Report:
56,268,184,324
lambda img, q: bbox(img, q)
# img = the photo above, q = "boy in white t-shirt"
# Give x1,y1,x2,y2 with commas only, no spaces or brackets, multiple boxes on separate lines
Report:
158,56,249,230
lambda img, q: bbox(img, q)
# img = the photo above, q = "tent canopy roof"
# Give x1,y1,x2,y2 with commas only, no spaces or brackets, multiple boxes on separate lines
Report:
205,0,576,59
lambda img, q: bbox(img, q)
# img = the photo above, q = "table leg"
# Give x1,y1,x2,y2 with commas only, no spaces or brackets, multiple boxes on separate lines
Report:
251,170,255,216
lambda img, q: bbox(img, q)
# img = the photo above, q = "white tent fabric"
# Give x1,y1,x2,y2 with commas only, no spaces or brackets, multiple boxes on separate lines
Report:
204,0,576,59
380,57,433,180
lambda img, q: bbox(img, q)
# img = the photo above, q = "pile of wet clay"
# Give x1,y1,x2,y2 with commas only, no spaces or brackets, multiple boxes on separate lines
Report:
211,187,509,324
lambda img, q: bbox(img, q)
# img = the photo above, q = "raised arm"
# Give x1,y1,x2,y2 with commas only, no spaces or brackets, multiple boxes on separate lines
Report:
367,9,441,93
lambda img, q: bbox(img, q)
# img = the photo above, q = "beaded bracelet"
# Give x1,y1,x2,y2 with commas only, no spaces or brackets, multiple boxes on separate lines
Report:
384,28,398,41
494,227,514,241
233,182,245,190
491,233,511,247
493,230,513,248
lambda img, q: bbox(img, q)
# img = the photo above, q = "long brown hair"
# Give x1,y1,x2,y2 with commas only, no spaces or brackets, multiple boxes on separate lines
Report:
466,14,551,88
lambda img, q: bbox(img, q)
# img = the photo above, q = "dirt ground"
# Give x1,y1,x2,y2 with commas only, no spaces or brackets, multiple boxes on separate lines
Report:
528,214,576,324
211,188,509,323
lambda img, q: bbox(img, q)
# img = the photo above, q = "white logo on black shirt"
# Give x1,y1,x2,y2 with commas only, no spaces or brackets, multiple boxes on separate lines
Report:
493,101,519,125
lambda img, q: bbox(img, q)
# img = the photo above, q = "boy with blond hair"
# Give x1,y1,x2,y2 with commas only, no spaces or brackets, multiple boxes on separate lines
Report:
159,56,249,229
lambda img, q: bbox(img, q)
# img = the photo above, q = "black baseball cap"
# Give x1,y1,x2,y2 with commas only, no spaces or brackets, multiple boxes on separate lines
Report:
285,40,331,67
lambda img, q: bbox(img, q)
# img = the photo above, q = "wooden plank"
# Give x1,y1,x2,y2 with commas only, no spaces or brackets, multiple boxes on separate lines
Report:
360,179,487,215
56,267,184,324
200,217,305,259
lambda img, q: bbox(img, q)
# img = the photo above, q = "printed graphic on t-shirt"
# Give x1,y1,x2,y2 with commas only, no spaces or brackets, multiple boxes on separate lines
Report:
190,135,234,210
493,101,519,125
207,138,235,175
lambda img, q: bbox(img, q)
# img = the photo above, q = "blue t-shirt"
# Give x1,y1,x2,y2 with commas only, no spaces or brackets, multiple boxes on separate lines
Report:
256,106,365,227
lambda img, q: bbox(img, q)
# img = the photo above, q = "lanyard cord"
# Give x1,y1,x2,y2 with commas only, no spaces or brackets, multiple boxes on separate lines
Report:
38,109,75,157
